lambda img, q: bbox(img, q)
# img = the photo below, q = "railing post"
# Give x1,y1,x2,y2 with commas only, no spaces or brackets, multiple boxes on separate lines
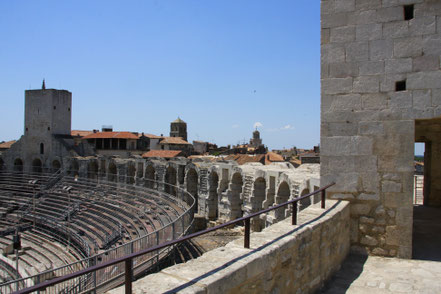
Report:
292,201,297,225
125,258,133,294
244,218,250,249
321,189,326,209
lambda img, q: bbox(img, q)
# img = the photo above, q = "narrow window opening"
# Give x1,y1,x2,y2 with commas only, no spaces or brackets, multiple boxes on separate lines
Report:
404,5,414,20
48,127,50,131
53,106,56,110
40,143,44,154
396,80,406,91
68,107,71,111
25,127,28,132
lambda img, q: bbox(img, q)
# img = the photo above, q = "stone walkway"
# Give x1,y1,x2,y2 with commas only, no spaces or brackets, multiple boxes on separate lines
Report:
318,254,441,293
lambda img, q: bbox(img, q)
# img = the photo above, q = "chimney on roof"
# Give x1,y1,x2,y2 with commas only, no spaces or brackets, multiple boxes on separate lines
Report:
42,79,46,90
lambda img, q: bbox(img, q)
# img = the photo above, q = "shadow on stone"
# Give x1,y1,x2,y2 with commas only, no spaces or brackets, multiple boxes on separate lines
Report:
413,205,441,262
316,254,368,294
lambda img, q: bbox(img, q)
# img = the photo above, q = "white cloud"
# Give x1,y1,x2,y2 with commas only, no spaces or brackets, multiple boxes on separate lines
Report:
232,124,239,129
281,124,294,130
253,122,263,129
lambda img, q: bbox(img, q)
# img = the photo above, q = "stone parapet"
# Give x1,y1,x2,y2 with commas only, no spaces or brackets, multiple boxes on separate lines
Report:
107,200,350,294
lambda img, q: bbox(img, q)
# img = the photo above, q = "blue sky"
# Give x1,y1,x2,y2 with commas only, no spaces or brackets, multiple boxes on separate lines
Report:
0,1,321,150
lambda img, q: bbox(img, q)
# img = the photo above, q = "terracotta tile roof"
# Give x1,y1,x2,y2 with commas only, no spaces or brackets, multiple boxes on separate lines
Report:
160,137,191,145
142,150,183,158
0,140,16,149
141,133,163,139
265,152,284,163
82,131,139,140
71,130,94,137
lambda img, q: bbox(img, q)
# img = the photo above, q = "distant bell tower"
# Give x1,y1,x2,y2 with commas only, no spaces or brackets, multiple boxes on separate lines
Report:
250,128,262,148
170,117,187,141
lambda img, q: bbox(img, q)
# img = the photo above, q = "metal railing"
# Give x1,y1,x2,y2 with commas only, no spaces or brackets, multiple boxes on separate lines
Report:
0,170,195,294
14,182,335,294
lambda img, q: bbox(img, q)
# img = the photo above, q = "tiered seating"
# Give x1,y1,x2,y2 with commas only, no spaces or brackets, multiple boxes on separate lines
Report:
0,170,192,293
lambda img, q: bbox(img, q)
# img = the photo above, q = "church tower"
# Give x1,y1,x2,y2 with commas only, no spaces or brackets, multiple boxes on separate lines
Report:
170,117,187,141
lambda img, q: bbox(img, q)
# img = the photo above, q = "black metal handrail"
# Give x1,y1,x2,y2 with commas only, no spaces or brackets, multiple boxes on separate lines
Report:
14,182,335,294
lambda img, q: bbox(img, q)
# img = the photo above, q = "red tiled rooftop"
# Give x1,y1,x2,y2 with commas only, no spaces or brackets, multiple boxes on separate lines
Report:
83,131,139,140
142,150,183,158
160,137,191,145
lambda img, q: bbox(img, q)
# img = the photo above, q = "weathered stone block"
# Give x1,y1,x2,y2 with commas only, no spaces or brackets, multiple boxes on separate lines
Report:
322,78,353,95
413,89,432,109
358,193,379,201
408,71,441,89
351,203,371,215
329,62,359,78
321,28,330,45
355,0,381,11
382,180,402,193
383,21,409,38
360,216,374,224
356,23,382,41
347,9,377,25
353,76,379,93
380,73,406,92
361,235,378,246
433,89,441,107
394,36,423,58
346,41,369,61
359,121,384,135
385,58,412,74
322,12,349,28
359,61,384,75
334,0,356,13
330,26,356,43
422,35,441,55
376,6,403,22
385,225,399,246
390,91,412,109
412,55,440,71
322,44,346,63
361,93,387,110
409,16,436,36
369,39,393,61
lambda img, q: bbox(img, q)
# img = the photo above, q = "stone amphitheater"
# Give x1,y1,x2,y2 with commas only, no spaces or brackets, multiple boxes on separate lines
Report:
0,156,319,293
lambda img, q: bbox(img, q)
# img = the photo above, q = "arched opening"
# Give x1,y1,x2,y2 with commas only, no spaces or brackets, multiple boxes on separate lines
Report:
145,165,156,189
275,181,290,220
32,158,42,173
52,160,61,173
136,162,143,179
251,177,266,231
40,143,44,154
0,158,4,171
127,163,136,184
108,163,117,182
165,166,177,196
208,171,219,219
99,159,107,179
88,161,98,179
186,168,199,212
69,161,79,177
230,172,243,219
14,158,23,172
299,188,311,211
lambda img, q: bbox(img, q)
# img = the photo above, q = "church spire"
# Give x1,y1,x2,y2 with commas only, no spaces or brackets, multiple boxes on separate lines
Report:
42,79,46,90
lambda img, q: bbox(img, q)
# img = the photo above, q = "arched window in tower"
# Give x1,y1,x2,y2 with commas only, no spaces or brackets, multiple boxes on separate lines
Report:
40,143,44,155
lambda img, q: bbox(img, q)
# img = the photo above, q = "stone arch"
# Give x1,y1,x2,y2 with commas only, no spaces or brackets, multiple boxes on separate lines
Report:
275,181,291,220
14,158,23,172
52,159,61,173
69,160,79,177
299,188,311,211
108,162,117,182
230,172,244,219
32,158,42,173
145,164,156,189
207,171,219,219
186,168,199,212
165,166,177,196
136,162,143,179
127,162,136,184
87,161,99,179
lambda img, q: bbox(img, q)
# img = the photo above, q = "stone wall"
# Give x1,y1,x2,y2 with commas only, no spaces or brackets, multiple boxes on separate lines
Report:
320,0,441,258
107,200,350,294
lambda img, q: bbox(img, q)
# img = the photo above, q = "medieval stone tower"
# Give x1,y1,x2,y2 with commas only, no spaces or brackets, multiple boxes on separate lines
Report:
170,117,187,141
